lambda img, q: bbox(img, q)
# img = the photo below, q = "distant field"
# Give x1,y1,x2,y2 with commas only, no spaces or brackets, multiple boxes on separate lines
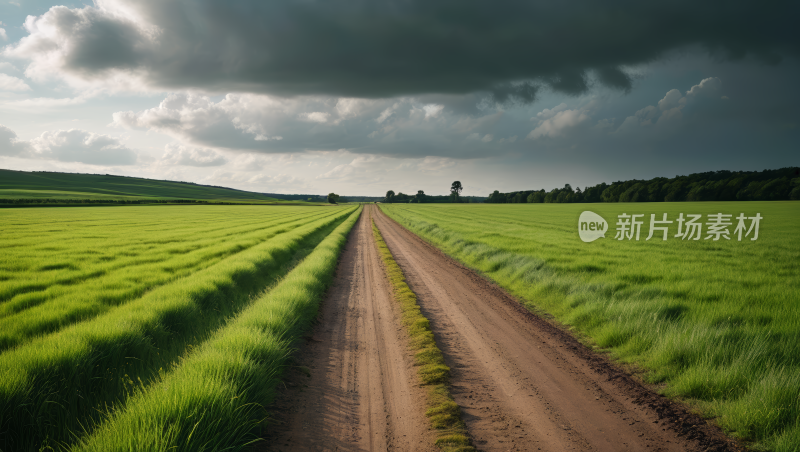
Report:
0,189,151,200
381,202,800,451
0,169,305,204
0,204,360,451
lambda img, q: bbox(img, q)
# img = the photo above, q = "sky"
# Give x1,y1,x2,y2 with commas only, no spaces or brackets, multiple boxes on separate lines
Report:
0,0,798,196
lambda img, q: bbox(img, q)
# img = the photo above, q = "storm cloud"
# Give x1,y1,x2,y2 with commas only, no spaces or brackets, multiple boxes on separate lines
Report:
6,0,799,98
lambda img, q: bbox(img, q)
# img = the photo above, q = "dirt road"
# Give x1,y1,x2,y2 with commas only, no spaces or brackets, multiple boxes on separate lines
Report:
371,205,738,452
261,207,435,452
263,205,739,452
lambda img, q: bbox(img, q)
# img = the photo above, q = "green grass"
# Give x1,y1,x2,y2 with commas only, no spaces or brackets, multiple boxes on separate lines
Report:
0,206,348,349
0,169,300,204
372,218,474,452
0,204,357,452
0,206,342,349
0,189,149,200
380,202,800,452
69,206,362,452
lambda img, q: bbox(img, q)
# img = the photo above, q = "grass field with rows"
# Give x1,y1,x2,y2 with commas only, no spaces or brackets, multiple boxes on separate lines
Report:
381,202,799,451
0,204,360,452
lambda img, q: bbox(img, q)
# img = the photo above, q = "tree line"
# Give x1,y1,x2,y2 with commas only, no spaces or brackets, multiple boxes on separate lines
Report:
381,181,485,203
486,167,800,203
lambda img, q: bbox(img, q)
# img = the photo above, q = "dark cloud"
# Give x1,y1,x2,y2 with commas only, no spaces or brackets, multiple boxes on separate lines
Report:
8,0,799,98
489,82,539,106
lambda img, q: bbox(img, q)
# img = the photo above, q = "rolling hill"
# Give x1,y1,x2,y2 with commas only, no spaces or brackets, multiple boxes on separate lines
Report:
0,169,311,204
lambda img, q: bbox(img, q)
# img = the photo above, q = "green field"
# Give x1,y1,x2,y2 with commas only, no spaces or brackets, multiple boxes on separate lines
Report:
0,169,305,204
0,204,361,451
381,202,800,451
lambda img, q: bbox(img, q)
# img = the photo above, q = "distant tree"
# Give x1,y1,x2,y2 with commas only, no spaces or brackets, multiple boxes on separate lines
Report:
792,177,800,200
327,193,338,204
450,181,463,203
385,190,395,203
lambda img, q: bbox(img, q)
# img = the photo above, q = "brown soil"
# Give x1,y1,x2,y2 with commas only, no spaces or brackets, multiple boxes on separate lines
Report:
258,207,436,452
370,205,746,452
260,205,746,452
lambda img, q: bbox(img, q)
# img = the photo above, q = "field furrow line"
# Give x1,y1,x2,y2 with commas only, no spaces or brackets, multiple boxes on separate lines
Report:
0,206,357,452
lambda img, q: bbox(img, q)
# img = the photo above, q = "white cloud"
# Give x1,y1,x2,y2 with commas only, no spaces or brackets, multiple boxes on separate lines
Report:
112,92,510,159
0,94,93,111
1,124,138,165
417,156,456,172
528,107,590,139
335,98,373,119
423,104,444,119
0,73,30,91
0,124,32,156
4,4,158,90
301,111,330,123
0,28,7,41
657,88,684,111
203,169,308,192
535,103,569,120
615,77,724,134
29,129,138,165
317,155,384,180
377,103,398,123
686,77,722,99
158,144,227,167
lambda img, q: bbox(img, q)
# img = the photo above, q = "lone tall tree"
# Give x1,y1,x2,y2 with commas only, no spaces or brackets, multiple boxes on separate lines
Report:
450,181,463,202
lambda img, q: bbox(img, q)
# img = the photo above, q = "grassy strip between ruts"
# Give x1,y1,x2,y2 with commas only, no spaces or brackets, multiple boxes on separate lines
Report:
70,206,363,452
371,218,475,452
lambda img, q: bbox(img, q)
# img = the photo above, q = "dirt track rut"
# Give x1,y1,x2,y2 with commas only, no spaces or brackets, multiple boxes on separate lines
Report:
263,205,740,452
261,208,435,452
371,205,731,452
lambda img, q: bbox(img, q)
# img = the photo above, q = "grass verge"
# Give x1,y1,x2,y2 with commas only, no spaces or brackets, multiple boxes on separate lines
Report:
371,218,474,452
380,202,800,451
69,206,363,452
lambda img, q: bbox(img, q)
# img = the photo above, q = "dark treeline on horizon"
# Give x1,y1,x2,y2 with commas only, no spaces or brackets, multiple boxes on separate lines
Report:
487,167,800,204
382,193,486,203
382,186,486,204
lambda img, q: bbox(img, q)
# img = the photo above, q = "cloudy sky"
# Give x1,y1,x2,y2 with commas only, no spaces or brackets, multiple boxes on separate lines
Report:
1,0,798,196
